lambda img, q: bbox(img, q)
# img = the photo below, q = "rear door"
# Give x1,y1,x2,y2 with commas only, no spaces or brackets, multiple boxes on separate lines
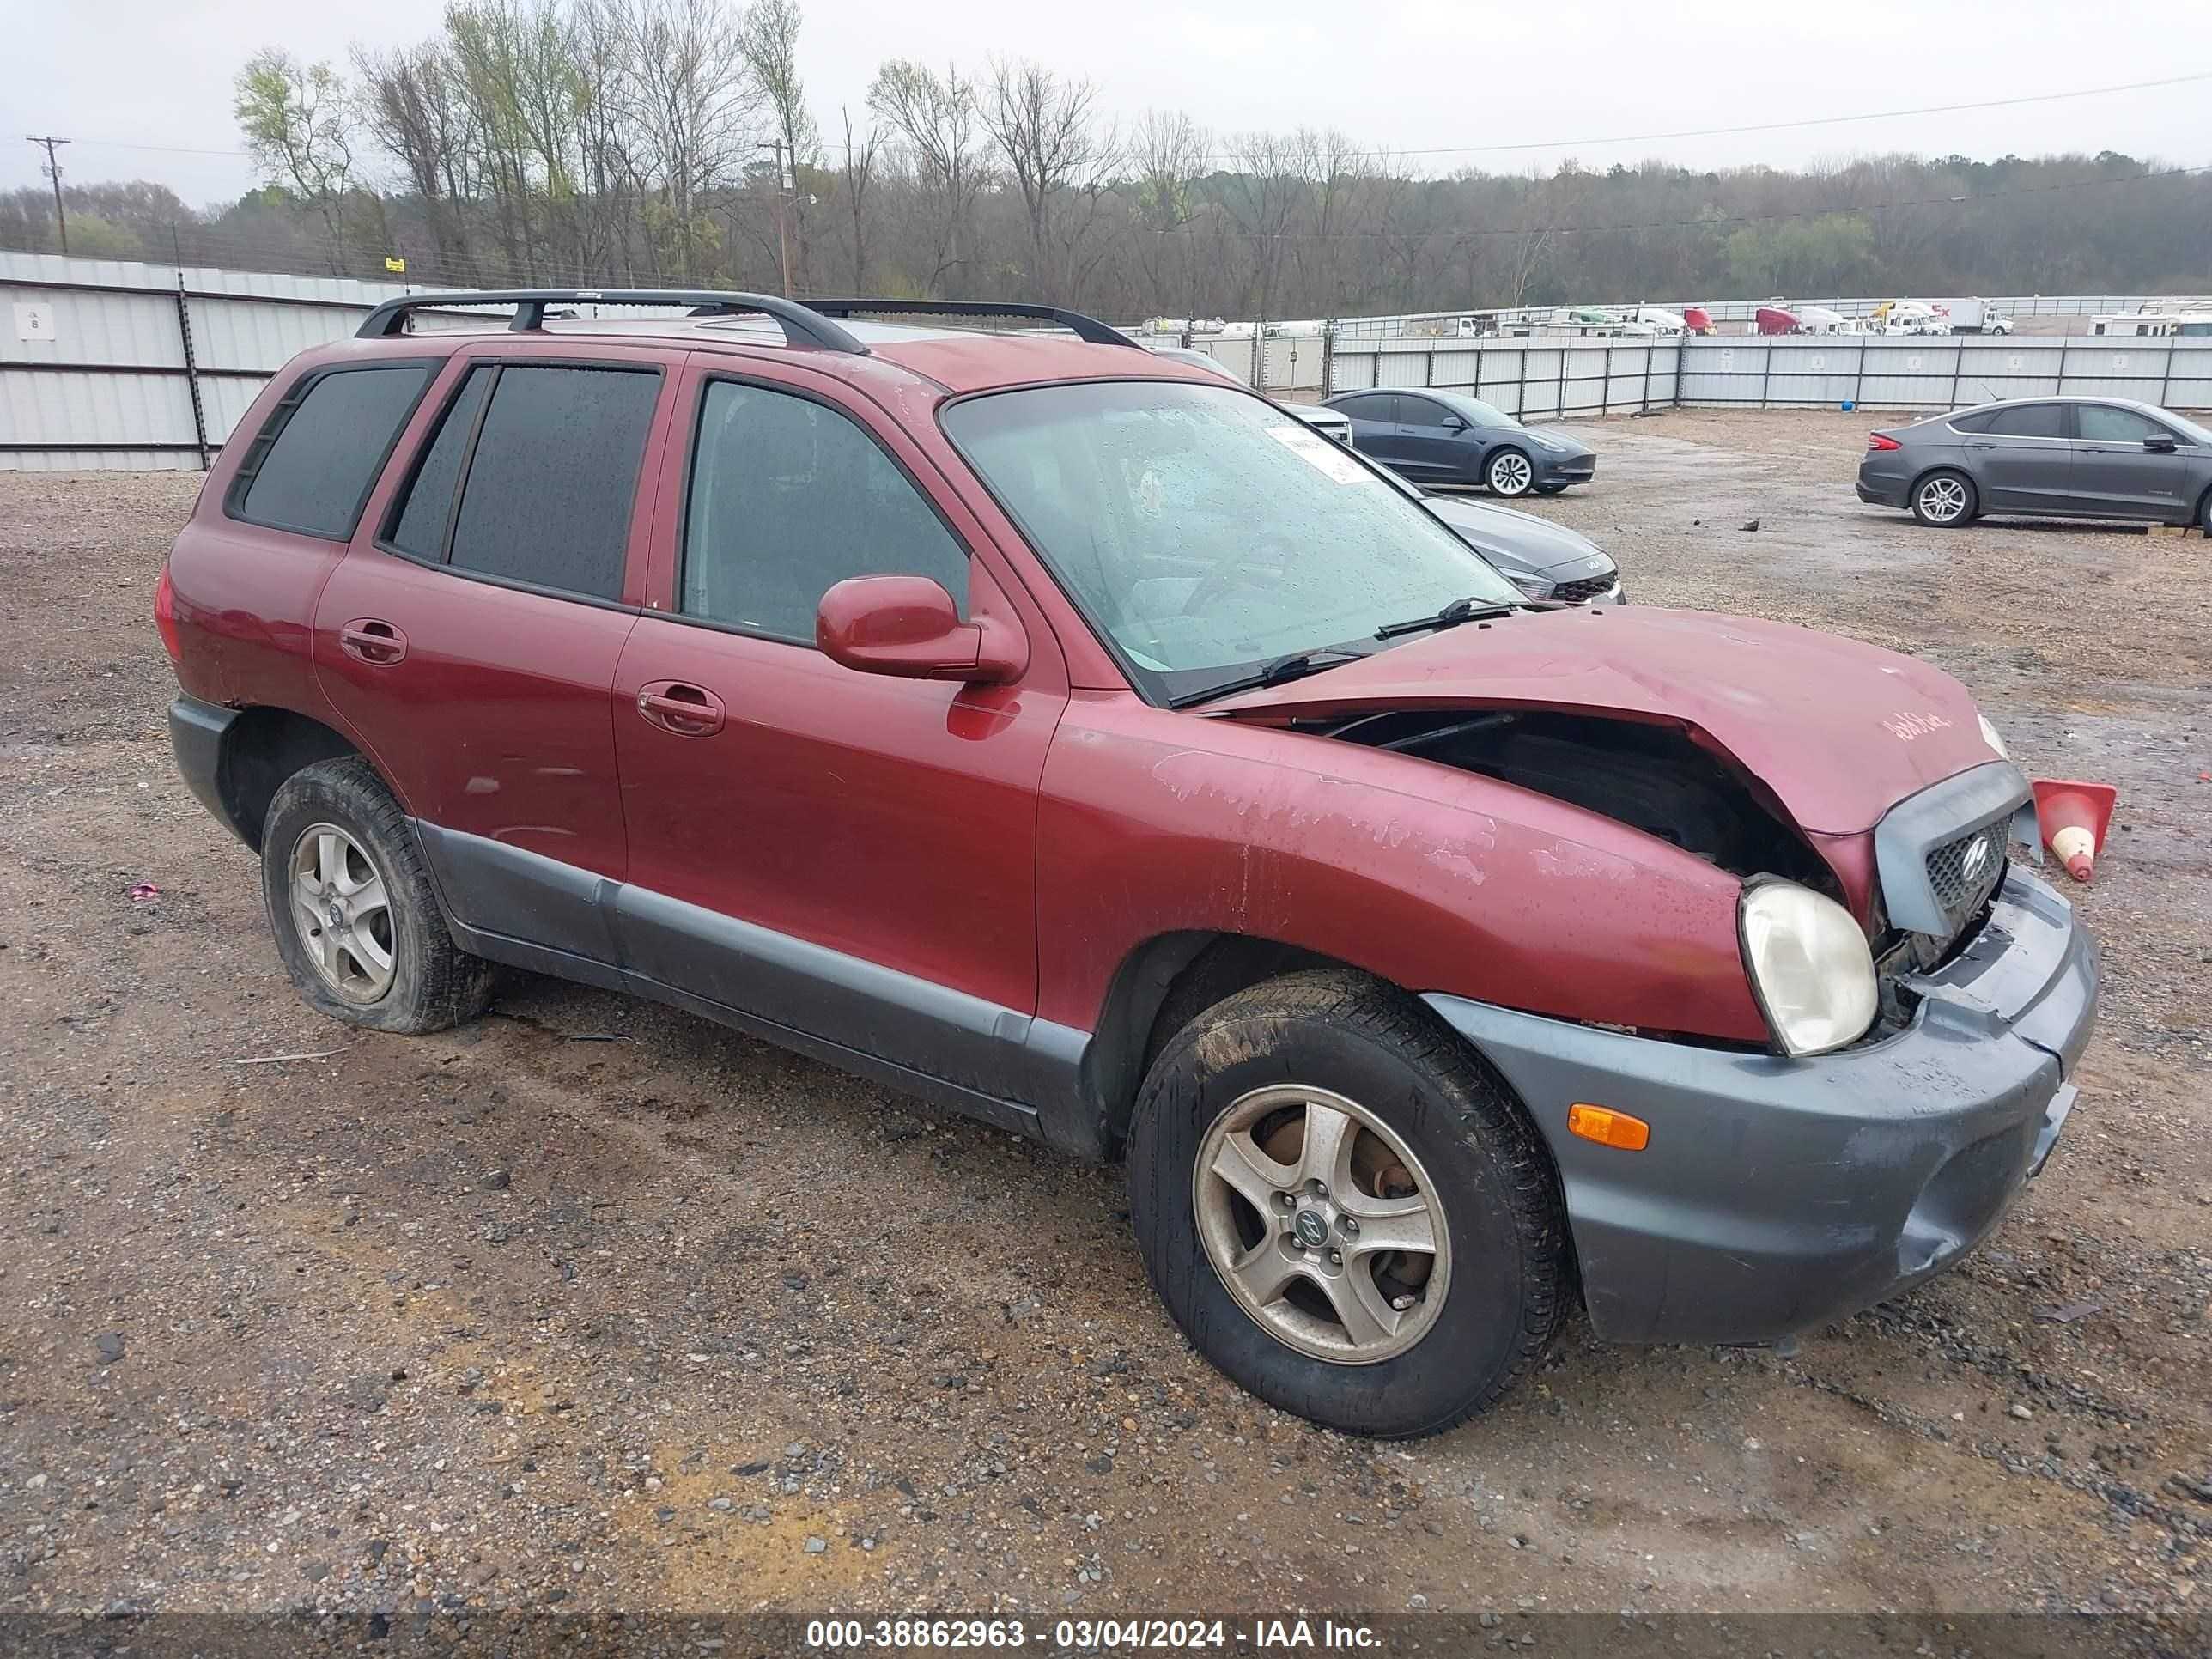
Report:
314,345,674,974
2071,403,2201,520
1332,393,1403,465
1963,402,2075,511
607,358,1066,1102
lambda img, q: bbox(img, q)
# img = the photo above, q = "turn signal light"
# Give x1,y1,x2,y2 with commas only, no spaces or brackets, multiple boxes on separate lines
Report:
1867,433,1902,452
1567,1103,1650,1151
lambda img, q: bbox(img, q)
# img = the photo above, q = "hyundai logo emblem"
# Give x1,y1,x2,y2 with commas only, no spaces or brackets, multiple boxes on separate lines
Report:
1293,1210,1329,1249
1961,836,1990,882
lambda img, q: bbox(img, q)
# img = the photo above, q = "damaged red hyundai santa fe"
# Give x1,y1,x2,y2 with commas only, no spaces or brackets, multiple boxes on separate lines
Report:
158,292,2098,1438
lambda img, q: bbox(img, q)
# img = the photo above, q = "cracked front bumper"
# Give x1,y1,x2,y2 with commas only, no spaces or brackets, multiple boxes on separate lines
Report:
1425,868,2097,1345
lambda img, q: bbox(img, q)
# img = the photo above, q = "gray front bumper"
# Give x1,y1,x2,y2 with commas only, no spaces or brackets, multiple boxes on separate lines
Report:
1425,868,2097,1345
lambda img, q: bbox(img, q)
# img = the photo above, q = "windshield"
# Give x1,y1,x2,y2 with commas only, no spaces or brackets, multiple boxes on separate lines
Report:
943,380,1524,705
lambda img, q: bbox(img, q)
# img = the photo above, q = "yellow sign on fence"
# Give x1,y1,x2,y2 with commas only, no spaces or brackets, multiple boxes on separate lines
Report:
385,256,406,274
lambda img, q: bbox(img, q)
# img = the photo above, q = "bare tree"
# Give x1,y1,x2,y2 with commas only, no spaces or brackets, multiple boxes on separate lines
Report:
352,41,475,276
838,105,880,292
738,0,815,289
617,0,762,279
980,58,1114,298
867,58,984,293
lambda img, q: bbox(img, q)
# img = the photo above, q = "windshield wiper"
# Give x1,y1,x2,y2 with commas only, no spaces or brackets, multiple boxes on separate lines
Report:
1172,647,1369,708
1373,596,1519,641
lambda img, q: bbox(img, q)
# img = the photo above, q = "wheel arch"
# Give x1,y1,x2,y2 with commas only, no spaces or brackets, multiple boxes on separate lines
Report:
1909,460,1977,512
214,706,386,851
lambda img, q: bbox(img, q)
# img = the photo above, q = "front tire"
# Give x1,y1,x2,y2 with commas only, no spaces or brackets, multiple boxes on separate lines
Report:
1127,970,1567,1438
1911,468,1978,528
260,756,495,1035
1486,447,1535,496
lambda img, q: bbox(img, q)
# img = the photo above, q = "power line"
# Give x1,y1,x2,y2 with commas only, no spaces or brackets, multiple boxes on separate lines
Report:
1231,70,2212,163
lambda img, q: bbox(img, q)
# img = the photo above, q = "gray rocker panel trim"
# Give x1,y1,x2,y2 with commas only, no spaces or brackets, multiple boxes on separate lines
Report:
412,820,1099,1157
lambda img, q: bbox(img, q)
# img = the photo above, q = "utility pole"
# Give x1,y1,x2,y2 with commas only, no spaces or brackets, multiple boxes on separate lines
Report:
772,140,795,299
26,135,70,256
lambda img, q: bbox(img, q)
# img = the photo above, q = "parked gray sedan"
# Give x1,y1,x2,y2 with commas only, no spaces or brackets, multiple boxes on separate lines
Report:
1857,397,2212,528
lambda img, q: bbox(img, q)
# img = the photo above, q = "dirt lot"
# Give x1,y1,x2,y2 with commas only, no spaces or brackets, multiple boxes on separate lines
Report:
3,411,2209,1643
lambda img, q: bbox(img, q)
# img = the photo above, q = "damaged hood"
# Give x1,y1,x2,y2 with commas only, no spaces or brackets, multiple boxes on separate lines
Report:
1206,605,2002,835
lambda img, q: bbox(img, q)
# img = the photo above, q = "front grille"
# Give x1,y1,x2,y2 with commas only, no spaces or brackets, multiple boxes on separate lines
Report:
1552,574,1618,604
1925,819,2008,930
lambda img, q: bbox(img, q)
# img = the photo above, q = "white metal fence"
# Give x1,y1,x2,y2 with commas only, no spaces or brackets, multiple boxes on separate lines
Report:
8,251,2212,471
1327,337,1680,420
2,251,415,471
1323,333,2212,416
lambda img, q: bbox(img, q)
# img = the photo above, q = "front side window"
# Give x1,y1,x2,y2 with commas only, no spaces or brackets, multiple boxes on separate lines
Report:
1984,404,2069,440
232,364,433,539
681,380,969,641
943,380,1524,705
383,362,659,602
2075,405,2169,443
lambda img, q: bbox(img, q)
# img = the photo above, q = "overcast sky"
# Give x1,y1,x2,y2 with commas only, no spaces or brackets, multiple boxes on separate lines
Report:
8,0,2211,205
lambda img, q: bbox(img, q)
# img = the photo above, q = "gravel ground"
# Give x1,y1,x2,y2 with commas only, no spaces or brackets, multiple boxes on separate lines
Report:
2,416,2209,1641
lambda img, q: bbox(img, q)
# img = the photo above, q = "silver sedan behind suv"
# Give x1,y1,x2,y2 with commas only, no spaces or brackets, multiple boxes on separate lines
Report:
1857,396,2212,529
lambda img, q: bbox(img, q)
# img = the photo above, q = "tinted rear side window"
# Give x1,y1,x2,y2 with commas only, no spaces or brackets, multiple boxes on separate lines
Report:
1947,410,1995,433
1984,404,2069,439
233,365,432,538
445,366,660,601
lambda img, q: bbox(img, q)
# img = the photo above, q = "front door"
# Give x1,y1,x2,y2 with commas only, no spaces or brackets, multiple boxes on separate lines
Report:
315,348,672,969
1395,394,1469,480
2071,403,2200,520
609,362,1064,1101
1964,401,2075,512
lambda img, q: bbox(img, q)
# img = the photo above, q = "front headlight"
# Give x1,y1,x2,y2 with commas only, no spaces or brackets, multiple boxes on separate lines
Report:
1530,434,1566,453
1977,712,2008,760
1738,879,1878,1058
1504,571,1552,598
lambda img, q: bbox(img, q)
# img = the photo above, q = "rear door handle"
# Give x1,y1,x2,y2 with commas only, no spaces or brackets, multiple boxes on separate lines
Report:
635,680,726,738
338,618,407,664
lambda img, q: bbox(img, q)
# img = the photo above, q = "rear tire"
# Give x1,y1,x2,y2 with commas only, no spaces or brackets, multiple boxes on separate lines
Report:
1486,448,1535,496
1127,969,1567,1438
1911,468,1978,528
260,756,496,1035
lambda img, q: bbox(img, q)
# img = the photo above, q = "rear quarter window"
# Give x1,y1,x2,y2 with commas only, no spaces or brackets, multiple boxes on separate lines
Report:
228,363,435,539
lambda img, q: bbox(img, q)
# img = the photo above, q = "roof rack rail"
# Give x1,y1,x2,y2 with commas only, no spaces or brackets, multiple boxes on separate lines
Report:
353,289,870,354
797,298,1142,349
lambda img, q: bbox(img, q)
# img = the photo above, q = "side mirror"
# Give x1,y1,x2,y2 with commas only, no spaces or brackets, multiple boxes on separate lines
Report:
1440,415,1468,432
2144,434,2178,453
816,574,1024,684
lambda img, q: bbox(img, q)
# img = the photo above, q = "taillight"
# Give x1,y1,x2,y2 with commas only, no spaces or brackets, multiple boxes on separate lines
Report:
154,562,182,664
1867,433,1902,452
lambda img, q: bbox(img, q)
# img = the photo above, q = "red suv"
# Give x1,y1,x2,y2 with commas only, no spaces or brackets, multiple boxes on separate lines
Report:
160,291,2097,1438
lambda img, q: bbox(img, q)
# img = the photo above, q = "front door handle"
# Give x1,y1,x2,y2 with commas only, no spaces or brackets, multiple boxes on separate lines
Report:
635,680,726,738
339,618,408,664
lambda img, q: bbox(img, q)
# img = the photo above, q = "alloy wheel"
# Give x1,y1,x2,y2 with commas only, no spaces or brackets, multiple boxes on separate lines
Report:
1488,452,1534,495
1918,476,1969,524
288,822,397,1003
1191,1084,1453,1364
